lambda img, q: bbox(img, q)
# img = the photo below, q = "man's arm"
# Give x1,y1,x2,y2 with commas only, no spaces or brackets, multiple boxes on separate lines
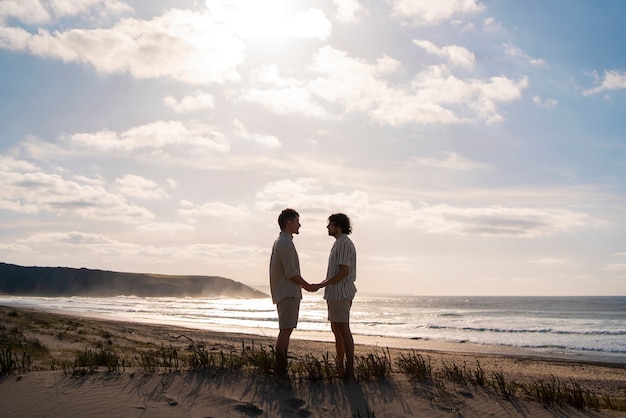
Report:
289,274,316,292
318,265,349,288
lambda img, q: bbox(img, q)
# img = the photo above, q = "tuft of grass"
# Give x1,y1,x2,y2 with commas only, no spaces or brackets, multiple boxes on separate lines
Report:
522,376,601,409
0,347,32,375
71,347,123,375
354,348,392,381
0,323,48,373
295,352,336,381
135,344,180,373
395,350,432,381
241,342,274,372
491,371,517,400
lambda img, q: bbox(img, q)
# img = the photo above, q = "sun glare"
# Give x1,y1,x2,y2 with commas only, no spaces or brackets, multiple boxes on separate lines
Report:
205,0,329,40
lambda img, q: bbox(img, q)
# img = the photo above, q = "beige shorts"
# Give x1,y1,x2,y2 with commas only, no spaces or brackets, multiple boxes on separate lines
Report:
327,299,352,323
277,297,301,329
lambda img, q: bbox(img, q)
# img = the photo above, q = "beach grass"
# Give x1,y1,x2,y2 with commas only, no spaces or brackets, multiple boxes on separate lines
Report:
1,305,625,414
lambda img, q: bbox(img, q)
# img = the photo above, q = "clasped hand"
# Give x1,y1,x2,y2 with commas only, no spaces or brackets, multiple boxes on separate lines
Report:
304,282,323,292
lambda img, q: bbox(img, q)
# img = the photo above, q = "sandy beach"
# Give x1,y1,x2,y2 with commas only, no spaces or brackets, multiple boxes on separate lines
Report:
1,305,625,417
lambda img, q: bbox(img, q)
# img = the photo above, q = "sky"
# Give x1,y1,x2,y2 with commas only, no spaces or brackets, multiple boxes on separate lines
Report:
1,0,625,296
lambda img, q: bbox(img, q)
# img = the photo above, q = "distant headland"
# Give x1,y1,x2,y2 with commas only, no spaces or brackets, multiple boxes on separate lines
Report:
0,262,267,298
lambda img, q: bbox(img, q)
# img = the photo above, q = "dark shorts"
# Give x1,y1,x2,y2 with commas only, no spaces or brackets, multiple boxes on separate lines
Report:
327,299,352,323
277,297,300,329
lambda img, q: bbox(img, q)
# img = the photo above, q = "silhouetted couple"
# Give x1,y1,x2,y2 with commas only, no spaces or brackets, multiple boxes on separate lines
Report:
269,208,357,382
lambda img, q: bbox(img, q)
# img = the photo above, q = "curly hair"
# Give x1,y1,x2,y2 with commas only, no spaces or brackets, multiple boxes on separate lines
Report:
328,213,351,234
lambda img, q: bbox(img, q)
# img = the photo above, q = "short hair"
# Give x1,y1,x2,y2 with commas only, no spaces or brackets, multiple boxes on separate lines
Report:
278,208,299,230
328,213,351,235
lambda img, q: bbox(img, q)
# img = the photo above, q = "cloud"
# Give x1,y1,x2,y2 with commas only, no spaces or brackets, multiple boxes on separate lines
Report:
528,257,564,265
232,120,281,148
305,47,527,125
533,96,558,110
0,156,153,223
21,120,230,161
409,152,490,170
604,264,626,271
164,91,215,113
413,39,476,68
332,0,368,23
0,0,133,25
391,0,484,25
255,178,370,216
503,42,544,66
396,204,590,238
0,9,246,85
115,175,169,200
137,223,195,233
20,230,266,264
0,0,50,24
179,200,250,219
583,70,626,96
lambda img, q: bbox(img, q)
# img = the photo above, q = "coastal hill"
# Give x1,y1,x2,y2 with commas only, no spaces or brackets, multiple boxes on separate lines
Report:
0,262,267,298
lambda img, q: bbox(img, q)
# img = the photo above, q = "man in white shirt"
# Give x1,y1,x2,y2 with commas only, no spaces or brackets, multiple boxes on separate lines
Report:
316,213,357,381
269,208,316,376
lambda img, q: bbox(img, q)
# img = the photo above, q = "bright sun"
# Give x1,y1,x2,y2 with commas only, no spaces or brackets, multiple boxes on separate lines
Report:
205,0,329,40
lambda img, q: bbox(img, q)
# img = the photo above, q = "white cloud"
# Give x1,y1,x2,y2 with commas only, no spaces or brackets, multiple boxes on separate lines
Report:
137,223,195,233
332,0,368,23
528,257,564,265
376,55,403,74
179,201,250,219
391,0,484,25
0,9,246,85
255,178,371,219
583,70,626,96
413,39,476,68
503,42,544,66
0,243,34,254
241,44,523,126
0,0,50,24
409,152,490,170
604,264,626,271
533,96,558,110
23,231,114,245
0,157,153,223
396,204,590,238
164,91,215,113
22,120,230,160
0,0,133,25
115,175,169,200
306,47,527,125
245,86,330,118
256,178,322,199
232,120,281,148
14,229,269,275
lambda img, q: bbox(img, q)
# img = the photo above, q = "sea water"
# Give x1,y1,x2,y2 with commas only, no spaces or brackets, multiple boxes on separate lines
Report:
1,294,624,363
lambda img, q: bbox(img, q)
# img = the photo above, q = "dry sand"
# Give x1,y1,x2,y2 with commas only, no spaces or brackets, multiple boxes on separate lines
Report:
1,305,625,417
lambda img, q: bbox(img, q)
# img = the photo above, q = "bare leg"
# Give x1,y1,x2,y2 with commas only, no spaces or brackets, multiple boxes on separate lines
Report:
275,328,293,376
332,322,354,380
331,322,345,375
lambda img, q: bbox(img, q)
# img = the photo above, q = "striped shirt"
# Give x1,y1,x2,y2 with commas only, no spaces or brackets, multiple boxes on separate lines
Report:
269,232,303,304
324,234,357,302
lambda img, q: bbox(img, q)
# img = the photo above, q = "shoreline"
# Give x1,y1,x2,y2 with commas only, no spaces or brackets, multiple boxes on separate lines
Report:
13,302,626,367
2,305,626,417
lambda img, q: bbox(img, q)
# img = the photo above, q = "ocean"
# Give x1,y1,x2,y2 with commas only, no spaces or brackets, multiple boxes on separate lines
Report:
1,294,625,364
